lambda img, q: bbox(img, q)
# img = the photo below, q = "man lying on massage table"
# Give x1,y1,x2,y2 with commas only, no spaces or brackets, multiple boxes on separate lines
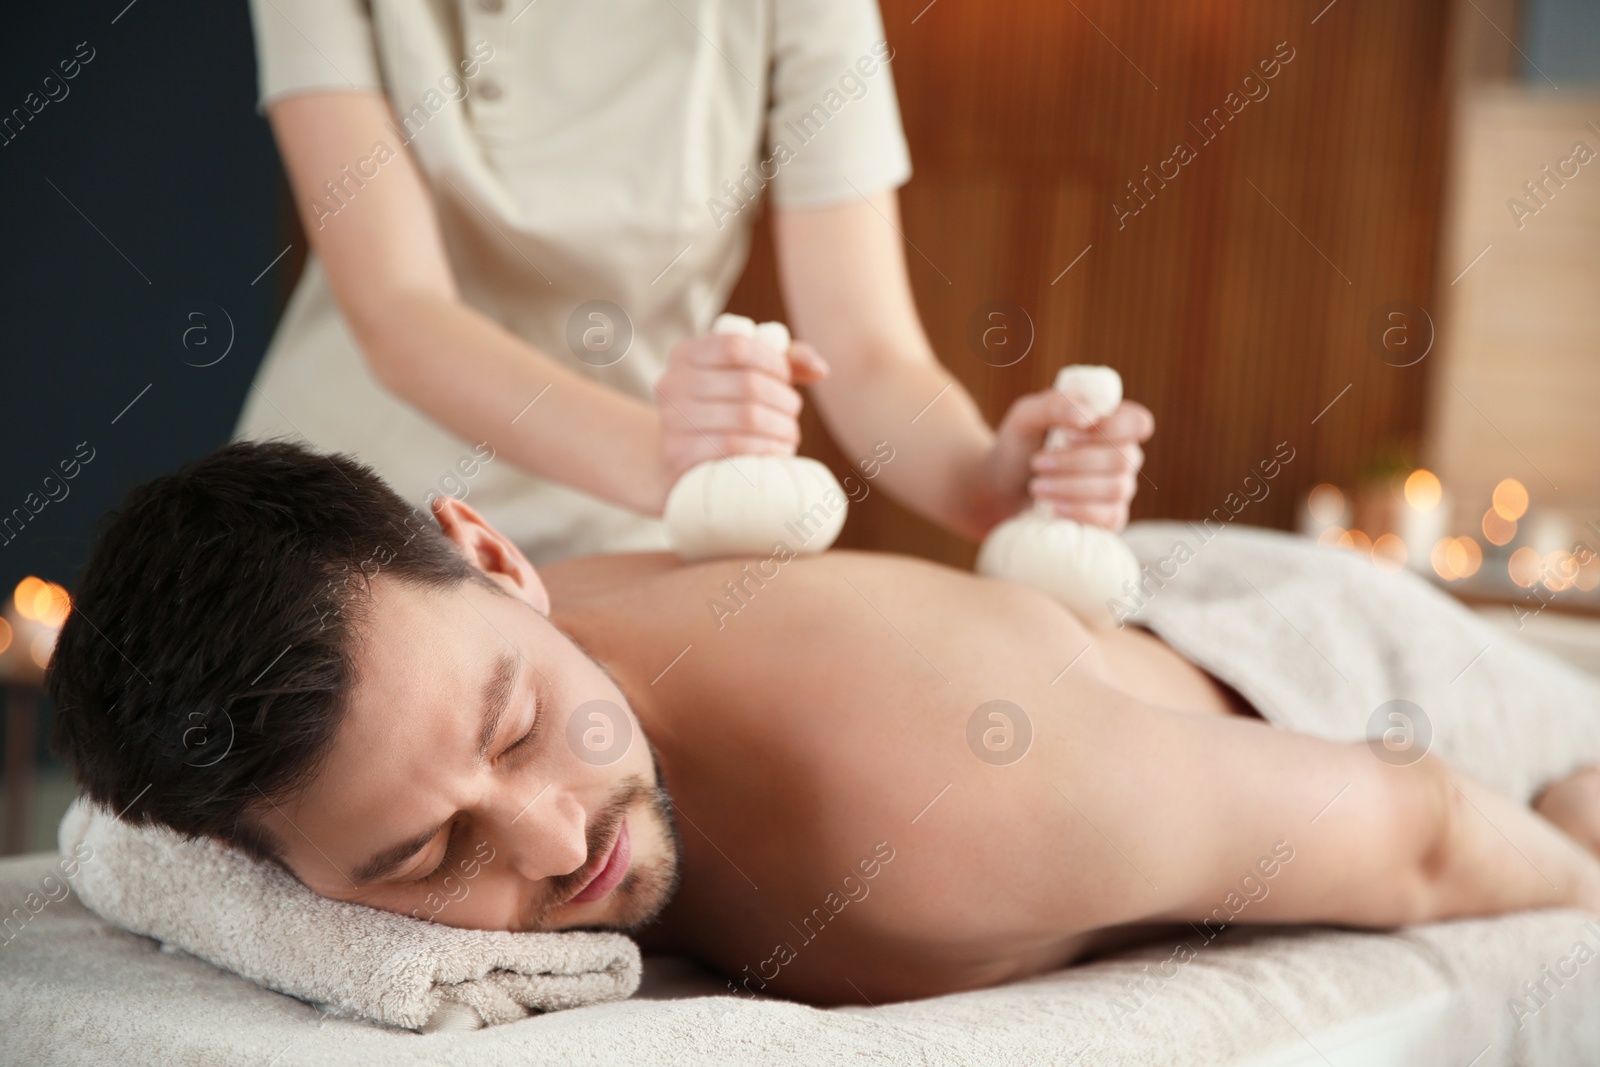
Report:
48,440,1600,1007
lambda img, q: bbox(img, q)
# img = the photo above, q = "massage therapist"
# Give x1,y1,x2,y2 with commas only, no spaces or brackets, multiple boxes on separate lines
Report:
236,0,1154,563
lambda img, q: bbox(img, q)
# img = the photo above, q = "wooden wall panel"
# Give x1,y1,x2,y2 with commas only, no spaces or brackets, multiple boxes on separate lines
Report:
1426,88,1600,520
728,0,1456,566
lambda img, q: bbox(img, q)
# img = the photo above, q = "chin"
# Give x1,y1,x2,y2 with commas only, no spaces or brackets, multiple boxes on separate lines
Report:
610,861,680,932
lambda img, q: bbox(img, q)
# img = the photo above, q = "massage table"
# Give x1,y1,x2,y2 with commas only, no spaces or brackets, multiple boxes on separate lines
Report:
3,851,1597,1066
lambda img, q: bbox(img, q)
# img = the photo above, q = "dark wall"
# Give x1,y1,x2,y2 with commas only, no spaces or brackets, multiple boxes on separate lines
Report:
1,2,281,600
1525,0,1600,82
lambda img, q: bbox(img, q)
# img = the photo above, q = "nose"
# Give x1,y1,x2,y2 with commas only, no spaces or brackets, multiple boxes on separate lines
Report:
495,781,589,883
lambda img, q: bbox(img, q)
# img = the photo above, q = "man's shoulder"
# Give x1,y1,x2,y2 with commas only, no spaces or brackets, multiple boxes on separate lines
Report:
542,551,685,602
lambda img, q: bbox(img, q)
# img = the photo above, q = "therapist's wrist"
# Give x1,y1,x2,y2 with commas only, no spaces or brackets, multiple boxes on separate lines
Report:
612,431,671,519
635,462,672,519
628,408,678,518
946,447,1026,541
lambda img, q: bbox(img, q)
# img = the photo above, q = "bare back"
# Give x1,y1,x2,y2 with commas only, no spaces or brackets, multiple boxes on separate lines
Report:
547,550,1258,1002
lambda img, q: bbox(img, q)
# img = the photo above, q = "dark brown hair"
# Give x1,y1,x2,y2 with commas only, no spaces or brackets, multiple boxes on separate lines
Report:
48,438,493,862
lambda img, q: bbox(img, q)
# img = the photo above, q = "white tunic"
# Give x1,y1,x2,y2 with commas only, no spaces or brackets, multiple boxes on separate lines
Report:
237,0,912,562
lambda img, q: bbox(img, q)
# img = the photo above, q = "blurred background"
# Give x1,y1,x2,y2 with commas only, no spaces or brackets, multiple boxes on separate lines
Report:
2,0,1597,853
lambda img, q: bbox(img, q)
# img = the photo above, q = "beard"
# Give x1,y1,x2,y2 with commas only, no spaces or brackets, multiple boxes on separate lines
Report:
524,737,683,933
530,626,685,932
601,771,684,933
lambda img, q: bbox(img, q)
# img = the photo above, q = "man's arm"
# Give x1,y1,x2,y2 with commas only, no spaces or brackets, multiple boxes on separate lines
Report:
772,193,1153,540
1048,689,1600,934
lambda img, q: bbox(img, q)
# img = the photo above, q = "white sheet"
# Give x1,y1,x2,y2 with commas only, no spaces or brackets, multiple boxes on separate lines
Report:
5,852,1599,1065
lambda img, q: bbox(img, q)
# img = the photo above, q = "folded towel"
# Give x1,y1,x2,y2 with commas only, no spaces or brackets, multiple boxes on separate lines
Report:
58,799,641,1031
1122,523,1600,803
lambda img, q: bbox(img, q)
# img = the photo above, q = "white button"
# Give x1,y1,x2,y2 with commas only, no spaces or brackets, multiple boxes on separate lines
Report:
478,80,503,102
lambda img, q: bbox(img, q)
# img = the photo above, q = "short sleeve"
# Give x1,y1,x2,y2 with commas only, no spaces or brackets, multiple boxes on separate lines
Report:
765,0,913,210
247,0,385,109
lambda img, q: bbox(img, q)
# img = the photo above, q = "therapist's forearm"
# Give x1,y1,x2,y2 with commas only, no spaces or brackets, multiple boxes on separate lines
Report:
354,291,666,516
774,194,1022,542
810,348,1011,541
266,92,666,517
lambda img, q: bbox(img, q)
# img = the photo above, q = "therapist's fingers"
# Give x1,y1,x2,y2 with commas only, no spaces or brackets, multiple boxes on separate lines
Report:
1030,442,1144,476
686,368,803,416
1086,401,1156,445
704,433,800,458
657,381,804,478
690,333,829,384
661,339,802,420
680,399,802,442
672,331,828,385
684,332,792,378
658,330,829,489
1029,473,1138,504
786,341,829,386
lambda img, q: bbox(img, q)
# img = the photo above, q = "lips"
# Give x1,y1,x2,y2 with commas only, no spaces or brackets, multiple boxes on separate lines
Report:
566,819,631,906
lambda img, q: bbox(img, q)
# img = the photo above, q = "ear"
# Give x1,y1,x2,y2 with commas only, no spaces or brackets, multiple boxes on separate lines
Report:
430,496,551,615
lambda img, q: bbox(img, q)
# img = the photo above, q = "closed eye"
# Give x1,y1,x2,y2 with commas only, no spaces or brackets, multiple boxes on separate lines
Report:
411,820,461,885
498,692,544,765
410,696,542,885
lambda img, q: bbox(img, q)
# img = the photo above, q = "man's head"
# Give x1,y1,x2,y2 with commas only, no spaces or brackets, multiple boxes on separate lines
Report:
49,439,680,933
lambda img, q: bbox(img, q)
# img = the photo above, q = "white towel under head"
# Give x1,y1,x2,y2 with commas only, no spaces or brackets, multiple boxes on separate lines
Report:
58,799,641,1031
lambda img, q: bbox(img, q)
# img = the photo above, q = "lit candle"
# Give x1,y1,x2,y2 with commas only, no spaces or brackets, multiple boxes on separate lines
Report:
1300,483,1348,538
1399,469,1448,571
0,577,70,684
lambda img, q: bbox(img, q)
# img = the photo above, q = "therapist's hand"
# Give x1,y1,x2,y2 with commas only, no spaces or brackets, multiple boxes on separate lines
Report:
983,391,1155,532
652,329,830,507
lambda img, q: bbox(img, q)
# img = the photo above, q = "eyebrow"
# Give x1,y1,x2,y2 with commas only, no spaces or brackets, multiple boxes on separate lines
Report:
348,650,521,886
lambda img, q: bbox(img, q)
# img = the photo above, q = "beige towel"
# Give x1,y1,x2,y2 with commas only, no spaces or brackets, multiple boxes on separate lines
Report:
1122,522,1600,802
57,799,641,1032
